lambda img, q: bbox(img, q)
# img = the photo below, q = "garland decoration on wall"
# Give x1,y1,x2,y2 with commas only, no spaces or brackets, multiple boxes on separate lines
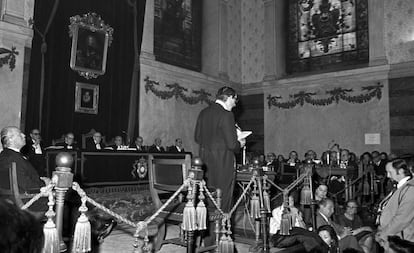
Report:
267,83,383,109
0,46,18,71
144,76,214,105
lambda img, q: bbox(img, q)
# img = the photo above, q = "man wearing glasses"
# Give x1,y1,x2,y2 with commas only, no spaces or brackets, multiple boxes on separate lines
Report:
21,129,46,176
195,86,246,212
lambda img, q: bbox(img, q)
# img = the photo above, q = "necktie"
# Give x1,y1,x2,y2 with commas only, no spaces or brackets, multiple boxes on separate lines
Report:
376,186,397,225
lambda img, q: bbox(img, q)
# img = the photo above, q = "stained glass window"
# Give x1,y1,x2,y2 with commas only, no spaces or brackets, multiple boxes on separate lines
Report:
287,0,368,74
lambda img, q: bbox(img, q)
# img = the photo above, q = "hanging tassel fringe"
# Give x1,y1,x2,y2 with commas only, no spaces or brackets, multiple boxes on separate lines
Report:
43,191,59,253
196,201,207,230
263,191,271,213
225,218,234,253
183,201,197,231
250,195,260,219
43,219,60,253
72,199,91,253
219,233,229,253
280,211,291,236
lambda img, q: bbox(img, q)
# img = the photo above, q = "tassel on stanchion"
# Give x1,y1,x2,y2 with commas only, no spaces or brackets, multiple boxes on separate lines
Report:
263,190,271,213
300,178,312,205
280,211,291,236
250,181,260,219
225,219,234,253
43,191,59,253
72,197,91,253
196,181,207,230
219,218,229,253
182,182,197,231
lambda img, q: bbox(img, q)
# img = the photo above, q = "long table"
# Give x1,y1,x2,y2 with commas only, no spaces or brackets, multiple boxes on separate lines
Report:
45,150,191,187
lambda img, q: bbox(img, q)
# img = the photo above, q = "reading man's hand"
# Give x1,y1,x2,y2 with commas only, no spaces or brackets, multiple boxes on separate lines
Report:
239,138,246,148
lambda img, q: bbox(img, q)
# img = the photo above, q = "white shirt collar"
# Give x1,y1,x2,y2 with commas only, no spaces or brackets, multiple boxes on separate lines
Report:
397,176,411,189
9,147,21,153
319,211,330,223
215,100,231,111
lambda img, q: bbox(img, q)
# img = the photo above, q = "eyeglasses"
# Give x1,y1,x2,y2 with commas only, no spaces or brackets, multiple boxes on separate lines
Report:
347,206,358,209
32,132,40,135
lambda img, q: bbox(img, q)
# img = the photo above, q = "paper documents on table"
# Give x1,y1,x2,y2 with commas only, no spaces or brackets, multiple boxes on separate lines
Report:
236,128,252,141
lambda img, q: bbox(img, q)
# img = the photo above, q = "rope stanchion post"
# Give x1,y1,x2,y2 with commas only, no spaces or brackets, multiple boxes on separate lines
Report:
52,152,74,252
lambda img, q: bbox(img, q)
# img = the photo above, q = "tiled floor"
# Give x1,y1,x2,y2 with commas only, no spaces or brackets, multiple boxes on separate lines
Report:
100,223,252,253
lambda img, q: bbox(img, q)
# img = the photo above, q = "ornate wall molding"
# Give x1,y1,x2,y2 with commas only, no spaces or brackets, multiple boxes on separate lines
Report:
267,83,383,109
144,76,213,105
0,46,19,71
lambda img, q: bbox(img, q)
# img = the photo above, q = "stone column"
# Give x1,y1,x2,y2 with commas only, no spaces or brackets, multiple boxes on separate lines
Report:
0,0,34,129
218,0,229,80
368,0,387,66
140,0,155,60
263,0,285,81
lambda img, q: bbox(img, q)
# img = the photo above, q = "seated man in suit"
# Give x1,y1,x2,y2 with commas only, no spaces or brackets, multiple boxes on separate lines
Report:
129,136,146,152
86,131,105,151
148,137,165,153
109,136,124,150
315,198,363,252
55,132,79,151
167,138,185,153
0,126,43,194
20,128,46,176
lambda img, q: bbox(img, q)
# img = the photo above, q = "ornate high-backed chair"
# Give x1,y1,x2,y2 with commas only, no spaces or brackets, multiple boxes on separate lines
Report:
147,154,222,252
81,128,106,149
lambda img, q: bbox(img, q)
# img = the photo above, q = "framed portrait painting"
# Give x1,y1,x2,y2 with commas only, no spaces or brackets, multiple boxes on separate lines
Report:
69,13,113,79
75,82,99,114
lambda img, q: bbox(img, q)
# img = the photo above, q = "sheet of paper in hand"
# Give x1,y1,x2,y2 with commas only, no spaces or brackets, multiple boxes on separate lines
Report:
237,128,252,141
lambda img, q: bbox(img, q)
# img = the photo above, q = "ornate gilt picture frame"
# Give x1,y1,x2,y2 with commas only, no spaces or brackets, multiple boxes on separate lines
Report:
69,13,113,79
75,82,99,114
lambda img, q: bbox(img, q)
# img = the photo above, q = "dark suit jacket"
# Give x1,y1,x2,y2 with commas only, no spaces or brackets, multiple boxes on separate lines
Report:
148,145,165,153
195,102,240,212
0,148,42,192
20,139,46,176
85,139,106,151
374,160,387,177
167,146,185,153
129,145,147,152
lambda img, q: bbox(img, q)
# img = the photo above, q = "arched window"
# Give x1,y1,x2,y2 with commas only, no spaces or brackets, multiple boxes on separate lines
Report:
287,0,368,74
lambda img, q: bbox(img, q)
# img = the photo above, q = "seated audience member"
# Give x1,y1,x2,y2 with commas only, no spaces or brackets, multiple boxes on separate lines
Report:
376,159,414,247
270,193,327,252
167,138,185,153
85,131,105,151
130,136,146,151
21,128,46,176
303,150,317,163
0,199,44,253
315,184,328,202
315,198,363,252
55,132,79,150
0,126,43,194
148,137,165,153
108,136,124,150
388,235,414,253
317,225,339,253
337,200,374,253
286,150,300,166
265,152,279,172
270,193,306,234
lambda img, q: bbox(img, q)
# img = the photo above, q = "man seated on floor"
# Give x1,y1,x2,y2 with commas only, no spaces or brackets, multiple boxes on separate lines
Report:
316,198,364,252
269,192,328,252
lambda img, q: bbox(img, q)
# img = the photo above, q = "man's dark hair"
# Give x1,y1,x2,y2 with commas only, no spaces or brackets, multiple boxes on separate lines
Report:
216,86,236,101
388,235,414,253
390,158,412,177
0,199,44,253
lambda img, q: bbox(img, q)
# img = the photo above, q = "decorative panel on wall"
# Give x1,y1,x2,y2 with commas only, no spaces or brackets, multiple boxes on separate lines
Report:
287,0,369,74
389,77,414,155
154,0,201,71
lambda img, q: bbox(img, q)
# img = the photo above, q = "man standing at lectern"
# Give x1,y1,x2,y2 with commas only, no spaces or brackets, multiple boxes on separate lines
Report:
195,86,245,212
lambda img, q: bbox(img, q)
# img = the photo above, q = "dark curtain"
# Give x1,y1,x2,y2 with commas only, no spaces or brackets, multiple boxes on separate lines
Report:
26,0,146,144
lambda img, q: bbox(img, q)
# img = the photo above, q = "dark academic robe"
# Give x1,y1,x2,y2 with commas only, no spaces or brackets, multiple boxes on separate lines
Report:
0,148,42,192
148,145,165,153
195,102,240,212
21,139,46,176
168,146,185,153
85,139,106,151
